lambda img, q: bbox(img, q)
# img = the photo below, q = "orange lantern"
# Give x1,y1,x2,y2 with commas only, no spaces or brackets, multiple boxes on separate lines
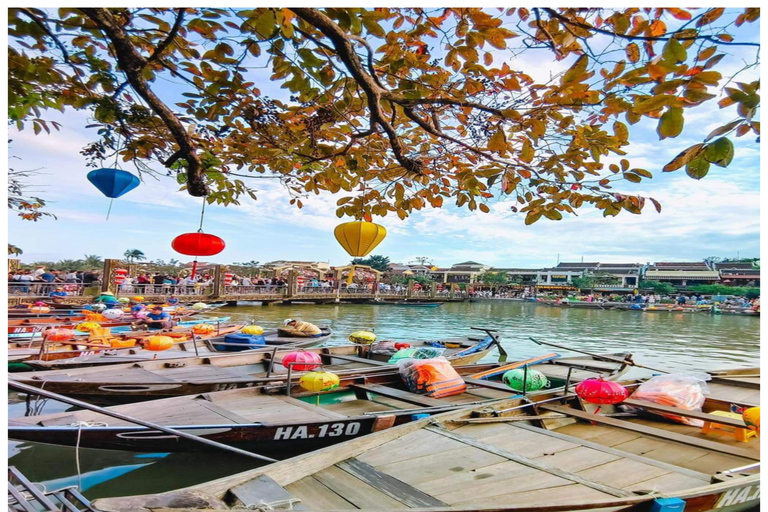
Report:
45,328,76,342
192,323,216,335
114,268,128,285
144,335,174,351
109,338,137,349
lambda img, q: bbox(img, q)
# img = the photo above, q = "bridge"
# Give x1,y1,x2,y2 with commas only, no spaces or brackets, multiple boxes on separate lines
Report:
7,260,470,306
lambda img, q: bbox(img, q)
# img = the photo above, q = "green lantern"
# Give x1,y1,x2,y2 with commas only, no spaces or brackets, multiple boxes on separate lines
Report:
502,368,548,392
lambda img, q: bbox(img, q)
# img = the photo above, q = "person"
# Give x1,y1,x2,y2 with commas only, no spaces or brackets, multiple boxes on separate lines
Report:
82,270,100,285
167,295,180,306
281,318,323,337
48,286,68,302
130,302,148,318
133,306,174,330
677,294,687,306
94,291,120,307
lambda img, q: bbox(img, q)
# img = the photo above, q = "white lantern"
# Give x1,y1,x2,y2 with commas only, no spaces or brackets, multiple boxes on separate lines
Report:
102,308,124,320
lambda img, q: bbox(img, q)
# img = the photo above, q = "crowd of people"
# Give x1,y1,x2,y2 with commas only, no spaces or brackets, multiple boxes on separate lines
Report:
8,266,101,295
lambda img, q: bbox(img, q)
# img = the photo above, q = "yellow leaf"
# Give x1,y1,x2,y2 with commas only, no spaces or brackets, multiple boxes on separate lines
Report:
626,43,640,63
488,129,507,152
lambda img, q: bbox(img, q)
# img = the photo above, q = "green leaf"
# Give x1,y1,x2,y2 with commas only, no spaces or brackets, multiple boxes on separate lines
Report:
704,137,734,167
623,172,642,183
662,38,687,63
657,107,684,139
562,55,589,85
686,158,710,179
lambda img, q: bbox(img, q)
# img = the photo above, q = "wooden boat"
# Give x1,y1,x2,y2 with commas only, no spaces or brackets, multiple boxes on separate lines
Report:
386,301,443,307
10,332,504,402
7,313,216,339
10,326,333,371
92,368,760,512
8,352,633,454
545,301,608,309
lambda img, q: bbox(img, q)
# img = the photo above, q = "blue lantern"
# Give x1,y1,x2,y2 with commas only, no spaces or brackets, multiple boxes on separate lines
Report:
87,168,140,219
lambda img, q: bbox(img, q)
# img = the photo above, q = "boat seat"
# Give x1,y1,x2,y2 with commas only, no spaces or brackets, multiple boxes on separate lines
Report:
350,384,447,407
701,411,757,443
228,475,307,510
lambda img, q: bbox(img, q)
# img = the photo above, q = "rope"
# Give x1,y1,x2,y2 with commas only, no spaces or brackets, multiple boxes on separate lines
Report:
70,421,109,491
197,198,207,232
245,498,302,511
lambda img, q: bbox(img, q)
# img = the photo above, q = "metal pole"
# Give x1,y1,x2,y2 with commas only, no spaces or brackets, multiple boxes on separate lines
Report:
522,365,528,395
529,337,668,374
8,380,277,463
265,346,279,378
563,366,573,402
190,332,200,356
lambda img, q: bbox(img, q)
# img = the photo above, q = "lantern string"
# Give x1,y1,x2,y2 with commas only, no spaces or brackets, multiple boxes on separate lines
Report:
106,198,114,220
197,198,207,233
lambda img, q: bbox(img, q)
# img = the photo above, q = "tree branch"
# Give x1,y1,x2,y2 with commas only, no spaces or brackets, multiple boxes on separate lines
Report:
80,8,208,196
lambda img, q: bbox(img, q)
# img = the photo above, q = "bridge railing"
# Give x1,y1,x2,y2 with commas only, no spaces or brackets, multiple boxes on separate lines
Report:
115,284,215,297
8,282,93,298
225,285,287,296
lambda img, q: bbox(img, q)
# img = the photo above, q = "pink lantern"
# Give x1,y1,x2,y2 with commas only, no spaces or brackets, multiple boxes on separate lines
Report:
282,350,322,371
575,377,629,405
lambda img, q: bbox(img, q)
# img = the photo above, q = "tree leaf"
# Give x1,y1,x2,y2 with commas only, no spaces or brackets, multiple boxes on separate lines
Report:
488,129,507,152
657,107,684,139
663,144,706,172
662,38,687,63
562,55,589,84
703,137,734,167
686,158,710,179
649,197,662,213
625,43,640,63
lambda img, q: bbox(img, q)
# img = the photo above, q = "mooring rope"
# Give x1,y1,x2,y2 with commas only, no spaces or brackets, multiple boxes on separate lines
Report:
245,498,302,511
70,421,109,491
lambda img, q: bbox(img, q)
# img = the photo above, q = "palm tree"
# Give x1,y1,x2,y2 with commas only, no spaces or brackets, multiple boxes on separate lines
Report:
124,249,146,263
83,254,103,268
8,244,23,255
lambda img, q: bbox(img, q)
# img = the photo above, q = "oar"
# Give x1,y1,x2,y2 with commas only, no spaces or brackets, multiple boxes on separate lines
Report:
529,337,669,374
470,326,508,362
9,380,277,463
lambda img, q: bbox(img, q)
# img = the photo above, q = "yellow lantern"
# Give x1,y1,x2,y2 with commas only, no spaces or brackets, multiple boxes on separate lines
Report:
242,325,264,335
109,338,137,349
144,335,174,351
299,371,340,392
743,407,760,434
131,296,145,302
348,331,377,344
76,322,102,332
192,323,216,335
334,221,386,257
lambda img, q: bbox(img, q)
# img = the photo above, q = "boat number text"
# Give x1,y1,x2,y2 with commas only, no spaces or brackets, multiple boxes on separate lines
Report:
716,484,760,508
274,422,361,440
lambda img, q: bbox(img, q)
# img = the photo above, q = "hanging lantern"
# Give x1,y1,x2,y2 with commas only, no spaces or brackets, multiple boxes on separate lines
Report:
242,325,264,335
88,168,141,198
191,302,208,311
394,342,411,350
502,369,548,392
223,273,234,286
131,296,145,302
144,335,174,351
575,377,629,405
114,268,128,286
118,297,130,303
282,350,322,371
334,221,386,257
192,323,216,335
30,306,51,314
171,233,225,256
102,309,124,320
45,328,76,342
299,371,340,392
348,331,377,344
87,168,141,219
76,322,102,333
743,407,760,434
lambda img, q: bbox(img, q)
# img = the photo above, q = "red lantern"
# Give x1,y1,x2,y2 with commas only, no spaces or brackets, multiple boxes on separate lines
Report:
171,233,225,257
114,268,128,285
282,350,322,371
394,342,411,350
223,272,234,286
575,377,629,405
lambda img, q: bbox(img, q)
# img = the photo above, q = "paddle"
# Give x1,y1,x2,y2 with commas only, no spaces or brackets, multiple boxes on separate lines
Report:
470,326,508,362
529,337,669,374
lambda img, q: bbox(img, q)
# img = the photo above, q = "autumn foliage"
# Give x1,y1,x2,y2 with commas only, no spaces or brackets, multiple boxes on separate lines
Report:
8,8,760,224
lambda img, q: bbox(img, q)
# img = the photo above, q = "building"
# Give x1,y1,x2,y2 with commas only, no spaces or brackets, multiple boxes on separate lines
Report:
592,263,643,289
429,261,491,284
643,262,720,288
714,262,761,287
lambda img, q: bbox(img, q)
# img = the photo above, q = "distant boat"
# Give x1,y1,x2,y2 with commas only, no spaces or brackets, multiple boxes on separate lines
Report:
376,301,442,307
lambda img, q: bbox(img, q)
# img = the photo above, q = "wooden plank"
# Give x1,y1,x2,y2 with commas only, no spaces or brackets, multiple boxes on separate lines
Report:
373,446,508,486
350,383,447,407
229,475,307,510
284,477,355,510
623,398,747,428
510,422,709,481
424,426,635,498
313,465,405,509
469,353,560,380
319,351,390,366
541,405,759,461
338,458,447,507
276,396,348,419
193,398,253,424
576,459,671,489
358,430,465,467
463,377,521,393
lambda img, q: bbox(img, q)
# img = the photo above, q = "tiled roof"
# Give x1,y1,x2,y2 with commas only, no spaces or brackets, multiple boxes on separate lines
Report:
644,270,719,279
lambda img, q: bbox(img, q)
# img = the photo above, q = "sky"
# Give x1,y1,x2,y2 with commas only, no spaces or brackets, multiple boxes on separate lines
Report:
6,8,761,269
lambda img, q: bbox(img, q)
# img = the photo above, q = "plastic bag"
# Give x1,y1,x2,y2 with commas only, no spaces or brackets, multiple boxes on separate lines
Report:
397,357,466,398
623,372,711,426
369,341,399,356
388,347,445,364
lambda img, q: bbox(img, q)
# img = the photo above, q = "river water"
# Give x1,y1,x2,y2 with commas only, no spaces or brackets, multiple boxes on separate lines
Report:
7,300,760,499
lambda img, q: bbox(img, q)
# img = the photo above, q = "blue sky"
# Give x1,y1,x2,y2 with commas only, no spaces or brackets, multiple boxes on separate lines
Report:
7,9,760,269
